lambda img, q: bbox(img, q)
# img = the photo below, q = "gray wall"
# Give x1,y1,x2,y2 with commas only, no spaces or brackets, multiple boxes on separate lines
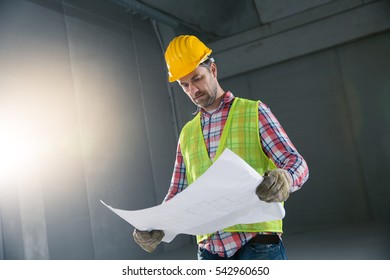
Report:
0,0,389,260
0,0,181,260
219,33,390,231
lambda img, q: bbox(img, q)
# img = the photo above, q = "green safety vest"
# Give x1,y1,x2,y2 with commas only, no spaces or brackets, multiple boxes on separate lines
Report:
180,97,283,243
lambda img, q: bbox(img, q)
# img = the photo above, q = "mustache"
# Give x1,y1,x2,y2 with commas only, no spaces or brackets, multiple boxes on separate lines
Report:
193,91,205,99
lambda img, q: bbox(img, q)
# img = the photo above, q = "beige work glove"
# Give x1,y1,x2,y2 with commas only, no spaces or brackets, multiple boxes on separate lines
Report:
256,169,292,202
133,229,165,253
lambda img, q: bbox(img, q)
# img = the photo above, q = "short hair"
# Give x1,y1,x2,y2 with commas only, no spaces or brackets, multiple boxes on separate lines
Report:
199,57,215,69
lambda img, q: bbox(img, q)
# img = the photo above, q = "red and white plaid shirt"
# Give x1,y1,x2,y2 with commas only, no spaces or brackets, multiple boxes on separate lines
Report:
164,91,309,257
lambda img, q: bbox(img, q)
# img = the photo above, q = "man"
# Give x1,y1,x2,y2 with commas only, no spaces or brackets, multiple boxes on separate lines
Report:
133,35,309,260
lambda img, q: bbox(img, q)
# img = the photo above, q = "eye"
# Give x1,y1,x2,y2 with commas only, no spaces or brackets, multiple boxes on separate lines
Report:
193,75,202,82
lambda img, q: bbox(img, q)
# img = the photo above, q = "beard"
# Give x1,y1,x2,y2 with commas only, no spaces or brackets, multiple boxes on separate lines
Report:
194,83,218,109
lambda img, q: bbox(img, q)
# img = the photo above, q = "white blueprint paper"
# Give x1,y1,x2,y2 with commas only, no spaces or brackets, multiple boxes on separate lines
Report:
101,148,285,242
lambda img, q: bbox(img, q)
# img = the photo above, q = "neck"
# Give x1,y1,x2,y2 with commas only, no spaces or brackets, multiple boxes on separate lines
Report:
204,107,218,114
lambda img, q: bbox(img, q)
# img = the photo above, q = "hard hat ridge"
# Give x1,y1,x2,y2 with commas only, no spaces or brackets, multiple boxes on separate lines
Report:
165,35,212,82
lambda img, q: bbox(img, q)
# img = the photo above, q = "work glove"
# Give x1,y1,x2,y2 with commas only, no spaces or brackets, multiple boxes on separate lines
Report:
256,169,292,202
133,229,165,253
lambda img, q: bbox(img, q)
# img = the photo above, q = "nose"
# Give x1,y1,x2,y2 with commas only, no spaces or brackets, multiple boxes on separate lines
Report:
188,83,199,96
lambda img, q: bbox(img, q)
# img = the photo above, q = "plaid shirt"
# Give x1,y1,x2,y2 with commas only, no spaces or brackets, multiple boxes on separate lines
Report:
164,91,309,258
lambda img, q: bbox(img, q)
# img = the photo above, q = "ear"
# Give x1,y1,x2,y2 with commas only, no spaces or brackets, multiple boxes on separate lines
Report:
210,62,217,78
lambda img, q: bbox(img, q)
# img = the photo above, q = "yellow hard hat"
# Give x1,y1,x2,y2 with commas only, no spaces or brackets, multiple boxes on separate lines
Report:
165,35,212,82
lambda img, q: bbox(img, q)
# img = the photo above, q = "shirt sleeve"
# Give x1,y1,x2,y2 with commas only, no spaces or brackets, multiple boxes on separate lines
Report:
163,139,188,202
258,102,309,192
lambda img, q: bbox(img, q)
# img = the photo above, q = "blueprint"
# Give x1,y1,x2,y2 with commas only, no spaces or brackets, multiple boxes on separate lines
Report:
101,148,285,242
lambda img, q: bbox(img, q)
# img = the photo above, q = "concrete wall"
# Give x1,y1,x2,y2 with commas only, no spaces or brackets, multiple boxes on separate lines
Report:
219,33,390,231
0,0,181,260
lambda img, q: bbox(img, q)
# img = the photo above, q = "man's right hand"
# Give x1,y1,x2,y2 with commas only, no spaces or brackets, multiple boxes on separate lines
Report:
133,229,165,253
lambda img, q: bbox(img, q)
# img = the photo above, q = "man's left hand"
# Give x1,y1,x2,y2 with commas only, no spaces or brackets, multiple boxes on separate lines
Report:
256,169,292,202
